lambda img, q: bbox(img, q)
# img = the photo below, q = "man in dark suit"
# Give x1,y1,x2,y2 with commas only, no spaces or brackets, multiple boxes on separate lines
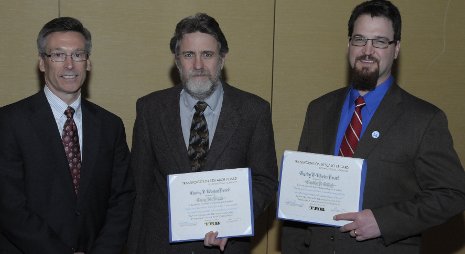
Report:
0,17,135,254
282,1,465,253
127,13,278,254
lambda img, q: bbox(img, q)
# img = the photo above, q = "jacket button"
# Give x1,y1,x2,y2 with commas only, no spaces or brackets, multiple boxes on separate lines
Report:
330,236,335,241
75,210,81,216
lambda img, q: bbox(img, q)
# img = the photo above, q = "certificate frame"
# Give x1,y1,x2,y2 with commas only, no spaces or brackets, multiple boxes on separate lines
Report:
277,150,366,227
168,168,254,243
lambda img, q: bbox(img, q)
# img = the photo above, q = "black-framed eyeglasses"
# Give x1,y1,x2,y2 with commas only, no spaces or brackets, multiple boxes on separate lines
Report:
43,51,89,62
350,36,397,49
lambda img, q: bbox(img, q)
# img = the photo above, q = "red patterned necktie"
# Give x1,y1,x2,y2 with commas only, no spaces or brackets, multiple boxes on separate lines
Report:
62,106,81,195
339,96,366,157
187,101,209,171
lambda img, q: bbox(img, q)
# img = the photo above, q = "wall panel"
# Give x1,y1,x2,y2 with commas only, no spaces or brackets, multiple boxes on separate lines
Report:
396,1,465,161
272,1,465,254
0,0,57,105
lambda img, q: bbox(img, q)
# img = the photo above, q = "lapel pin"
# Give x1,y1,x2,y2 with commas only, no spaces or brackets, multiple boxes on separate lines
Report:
371,131,380,139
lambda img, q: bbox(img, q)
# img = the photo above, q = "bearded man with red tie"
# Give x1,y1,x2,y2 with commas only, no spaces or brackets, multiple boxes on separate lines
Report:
281,1,465,253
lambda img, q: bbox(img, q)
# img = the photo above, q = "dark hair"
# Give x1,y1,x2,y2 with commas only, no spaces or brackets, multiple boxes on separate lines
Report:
348,0,401,41
37,17,92,55
170,13,229,57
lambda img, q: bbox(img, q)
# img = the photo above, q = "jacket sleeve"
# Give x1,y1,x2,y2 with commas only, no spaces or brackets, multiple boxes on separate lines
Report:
87,117,135,254
247,102,279,217
126,98,158,253
0,108,73,254
373,110,465,245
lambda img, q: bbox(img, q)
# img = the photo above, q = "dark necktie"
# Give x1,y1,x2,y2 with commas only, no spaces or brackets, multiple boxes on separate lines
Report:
62,106,81,195
339,96,366,157
187,101,209,171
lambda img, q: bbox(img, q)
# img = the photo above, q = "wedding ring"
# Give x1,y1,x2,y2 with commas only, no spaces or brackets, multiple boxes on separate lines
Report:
353,230,358,236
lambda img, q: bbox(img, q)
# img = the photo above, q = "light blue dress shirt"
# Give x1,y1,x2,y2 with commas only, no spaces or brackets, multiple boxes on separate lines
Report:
179,83,224,149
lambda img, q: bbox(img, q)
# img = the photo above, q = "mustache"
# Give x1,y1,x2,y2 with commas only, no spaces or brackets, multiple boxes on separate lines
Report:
355,55,379,63
188,70,211,77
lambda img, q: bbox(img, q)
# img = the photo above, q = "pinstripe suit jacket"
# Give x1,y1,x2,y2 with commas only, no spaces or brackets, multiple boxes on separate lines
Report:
0,91,135,254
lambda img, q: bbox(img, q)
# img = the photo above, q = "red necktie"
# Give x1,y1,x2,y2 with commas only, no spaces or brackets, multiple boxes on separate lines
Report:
62,107,81,195
339,96,366,157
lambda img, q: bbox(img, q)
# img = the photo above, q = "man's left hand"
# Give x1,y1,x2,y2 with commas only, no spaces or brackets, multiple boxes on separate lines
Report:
204,231,228,252
334,209,381,241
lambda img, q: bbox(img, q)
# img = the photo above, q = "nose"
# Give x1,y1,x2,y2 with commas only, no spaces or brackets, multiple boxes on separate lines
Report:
362,40,375,55
64,55,74,69
193,54,204,70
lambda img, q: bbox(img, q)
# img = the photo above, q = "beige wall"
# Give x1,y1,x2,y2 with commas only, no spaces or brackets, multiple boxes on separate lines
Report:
1,1,464,253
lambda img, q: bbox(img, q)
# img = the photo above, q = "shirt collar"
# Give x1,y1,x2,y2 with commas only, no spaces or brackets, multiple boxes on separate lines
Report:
44,85,82,119
349,75,393,112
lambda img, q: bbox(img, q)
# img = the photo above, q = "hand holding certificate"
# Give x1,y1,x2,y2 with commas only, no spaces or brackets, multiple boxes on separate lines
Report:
168,168,254,242
277,151,366,226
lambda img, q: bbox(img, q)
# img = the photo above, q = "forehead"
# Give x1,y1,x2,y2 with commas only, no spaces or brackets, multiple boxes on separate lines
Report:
45,31,86,49
353,14,394,38
179,32,219,52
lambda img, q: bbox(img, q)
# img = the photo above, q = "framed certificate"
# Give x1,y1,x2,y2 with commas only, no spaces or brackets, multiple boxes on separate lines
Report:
277,150,366,227
168,168,254,242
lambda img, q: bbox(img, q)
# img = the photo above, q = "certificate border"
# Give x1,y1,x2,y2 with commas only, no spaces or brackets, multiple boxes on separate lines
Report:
358,161,367,211
276,150,366,227
168,168,254,243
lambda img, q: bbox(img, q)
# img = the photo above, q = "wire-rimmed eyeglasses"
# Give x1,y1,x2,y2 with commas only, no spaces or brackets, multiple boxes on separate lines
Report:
350,36,397,49
43,51,89,62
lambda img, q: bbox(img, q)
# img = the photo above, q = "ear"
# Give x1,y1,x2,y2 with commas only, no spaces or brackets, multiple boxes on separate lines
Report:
394,41,401,59
86,59,92,71
39,56,45,72
174,55,180,69
220,53,227,70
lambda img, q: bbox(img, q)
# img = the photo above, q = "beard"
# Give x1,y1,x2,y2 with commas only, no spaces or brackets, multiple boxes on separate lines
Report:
179,66,222,100
351,55,379,91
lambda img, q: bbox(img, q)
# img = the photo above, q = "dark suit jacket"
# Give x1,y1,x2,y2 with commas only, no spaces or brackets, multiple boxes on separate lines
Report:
0,91,135,254
282,84,465,254
127,83,278,254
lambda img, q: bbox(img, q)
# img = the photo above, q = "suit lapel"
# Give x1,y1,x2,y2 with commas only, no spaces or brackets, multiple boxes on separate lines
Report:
326,89,349,154
355,84,404,158
29,92,76,200
78,100,101,198
160,87,191,172
204,84,240,170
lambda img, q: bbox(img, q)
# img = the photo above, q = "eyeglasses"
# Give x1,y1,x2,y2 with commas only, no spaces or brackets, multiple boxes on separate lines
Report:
43,51,89,62
350,36,397,49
